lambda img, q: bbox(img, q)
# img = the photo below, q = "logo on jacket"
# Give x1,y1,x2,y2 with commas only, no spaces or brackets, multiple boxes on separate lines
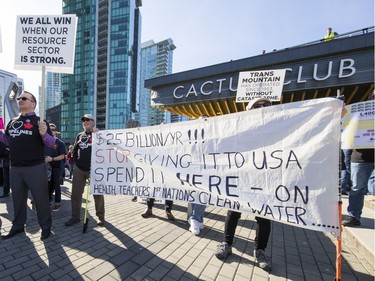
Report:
9,120,33,137
79,135,92,149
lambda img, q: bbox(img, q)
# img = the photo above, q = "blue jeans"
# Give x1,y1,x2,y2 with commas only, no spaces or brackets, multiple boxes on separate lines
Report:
189,203,206,223
348,162,374,219
49,167,62,203
341,149,352,192
367,170,374,195
341,170,349,192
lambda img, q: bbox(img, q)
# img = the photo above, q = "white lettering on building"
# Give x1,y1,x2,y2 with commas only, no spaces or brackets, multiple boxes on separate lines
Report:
173,59,357,99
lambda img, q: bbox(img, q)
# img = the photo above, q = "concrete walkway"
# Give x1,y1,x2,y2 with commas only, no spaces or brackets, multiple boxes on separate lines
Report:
0,180,374,281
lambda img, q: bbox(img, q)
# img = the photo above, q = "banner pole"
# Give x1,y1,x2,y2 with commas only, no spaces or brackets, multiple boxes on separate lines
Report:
335,108,343,281
335,192,343,281
40,66,46,121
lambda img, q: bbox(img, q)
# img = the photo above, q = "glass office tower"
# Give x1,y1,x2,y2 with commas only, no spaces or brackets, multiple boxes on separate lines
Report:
61,0,142,143
44,72,62,110
137,39,175,127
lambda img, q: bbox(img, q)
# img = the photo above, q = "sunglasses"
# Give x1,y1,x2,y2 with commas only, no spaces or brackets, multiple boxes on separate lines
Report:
81,118,92,122
252,102,271,109
17,96,34,102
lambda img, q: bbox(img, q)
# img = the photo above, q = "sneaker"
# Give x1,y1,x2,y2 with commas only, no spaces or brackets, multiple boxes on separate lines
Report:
254,249,272,270
215,242,232,260
342,216,361,227
188,218,204,229
52,204,61,212
199,221,204,230
189,218,201,235
141,209,153,218
65,218,80,226
166,211,175,221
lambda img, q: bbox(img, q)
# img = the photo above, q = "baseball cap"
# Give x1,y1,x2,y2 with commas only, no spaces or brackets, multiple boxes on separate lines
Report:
49,123,60,134
246,98,272,111
81,114,95,121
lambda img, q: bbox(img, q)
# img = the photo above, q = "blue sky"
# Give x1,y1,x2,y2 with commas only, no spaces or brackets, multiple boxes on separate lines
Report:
141,0,374,73
0,0,374,99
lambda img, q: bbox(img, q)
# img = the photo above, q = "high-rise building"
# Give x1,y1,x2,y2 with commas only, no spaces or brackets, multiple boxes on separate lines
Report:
166,111,189,123
46,104,62,133
138,38,184,126
44,72,62,131
61,0,142,143
44,72,62,110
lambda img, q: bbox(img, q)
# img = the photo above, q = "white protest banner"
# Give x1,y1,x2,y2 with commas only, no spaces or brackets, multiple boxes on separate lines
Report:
91,98,342,235
14,15,77,74
341,100,375,149
236,69,286,102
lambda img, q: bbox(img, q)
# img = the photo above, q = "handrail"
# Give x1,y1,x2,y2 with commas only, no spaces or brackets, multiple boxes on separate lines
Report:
285,26,374,50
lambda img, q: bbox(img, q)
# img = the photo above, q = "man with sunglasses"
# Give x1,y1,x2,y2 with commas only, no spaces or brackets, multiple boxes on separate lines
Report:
215,98,272,271
0,91,54,240
65,114,105,227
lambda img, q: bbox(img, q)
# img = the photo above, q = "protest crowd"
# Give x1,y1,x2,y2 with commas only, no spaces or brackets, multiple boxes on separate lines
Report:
0,91,373,277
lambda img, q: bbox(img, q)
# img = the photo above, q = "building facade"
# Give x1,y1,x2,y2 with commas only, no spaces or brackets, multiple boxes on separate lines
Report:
61,0,142,143
0,69,24,125
46,104,62,132
166,110,189,124
44,72,62,110
145,28,374,118
137,39,176,126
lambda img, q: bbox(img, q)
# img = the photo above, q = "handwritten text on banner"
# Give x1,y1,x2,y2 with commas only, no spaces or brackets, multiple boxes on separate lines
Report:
91,98,342,235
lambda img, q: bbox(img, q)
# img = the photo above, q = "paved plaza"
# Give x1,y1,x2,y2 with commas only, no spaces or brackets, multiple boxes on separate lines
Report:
0,180,374,281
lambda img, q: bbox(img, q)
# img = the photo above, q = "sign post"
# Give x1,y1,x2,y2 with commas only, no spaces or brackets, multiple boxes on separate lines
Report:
40,66,46,120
